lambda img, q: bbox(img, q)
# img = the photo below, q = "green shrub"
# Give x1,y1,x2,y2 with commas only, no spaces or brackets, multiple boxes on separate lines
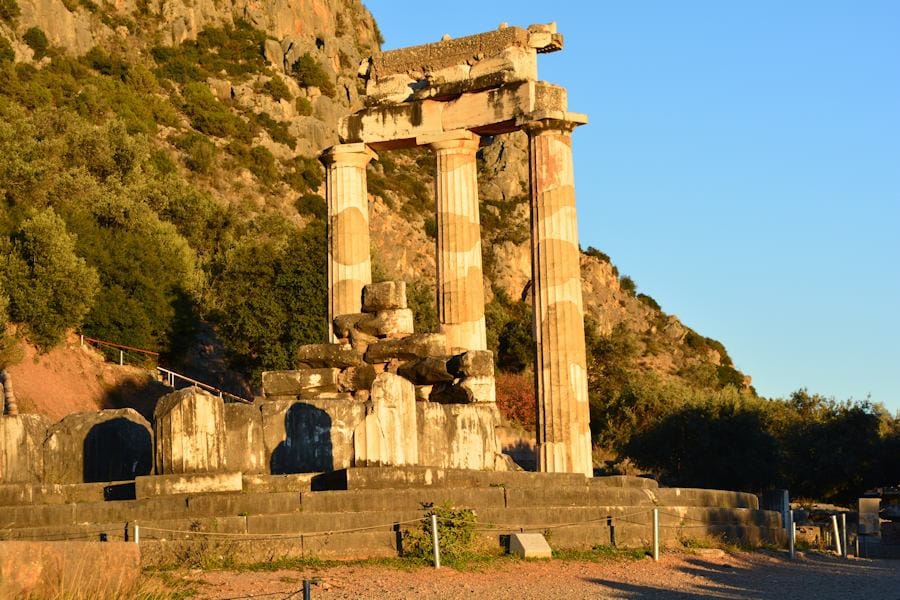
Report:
619,275,637,296
182,82,252,141
0,0,20,23
261,75,291,101
282,155,322,193
406,279,437,333
228,142,278,186
82,47,127,79
253,111,296,149
498,318,533,373
584,246,610,263
212,224,326,383
423,216,437,239
295,193,326,220
636,293,660,311
152,21,267,84
402,503,481,565
23,27,48,59
3,208,99,349
174,132,217,174
294,96,312,116
291,52,335,97
149,149,177,174
0,37,13,63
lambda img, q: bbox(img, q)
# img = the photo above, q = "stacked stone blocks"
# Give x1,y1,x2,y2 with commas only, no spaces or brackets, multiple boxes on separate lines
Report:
261,281,506,472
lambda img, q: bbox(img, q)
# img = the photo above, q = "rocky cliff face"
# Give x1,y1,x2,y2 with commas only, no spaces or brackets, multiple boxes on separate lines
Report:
0,0,746,397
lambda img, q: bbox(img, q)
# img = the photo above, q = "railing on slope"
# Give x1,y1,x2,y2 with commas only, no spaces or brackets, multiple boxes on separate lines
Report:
79,335,252,404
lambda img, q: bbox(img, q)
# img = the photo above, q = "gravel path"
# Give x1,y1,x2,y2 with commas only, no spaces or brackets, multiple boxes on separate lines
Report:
159,551,900,599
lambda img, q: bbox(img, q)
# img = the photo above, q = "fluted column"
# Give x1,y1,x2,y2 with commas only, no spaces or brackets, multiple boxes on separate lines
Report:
525,113,592,476
321,143,377,341
422,130,487,352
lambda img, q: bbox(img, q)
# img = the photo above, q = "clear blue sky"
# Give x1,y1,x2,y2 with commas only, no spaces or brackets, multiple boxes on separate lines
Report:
365,1,900,412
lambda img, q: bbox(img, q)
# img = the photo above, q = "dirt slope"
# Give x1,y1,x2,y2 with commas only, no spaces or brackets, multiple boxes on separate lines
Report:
6,332,166,422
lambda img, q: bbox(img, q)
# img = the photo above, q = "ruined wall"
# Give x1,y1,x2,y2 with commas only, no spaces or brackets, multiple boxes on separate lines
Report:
43,408,152,484
154,388,227,475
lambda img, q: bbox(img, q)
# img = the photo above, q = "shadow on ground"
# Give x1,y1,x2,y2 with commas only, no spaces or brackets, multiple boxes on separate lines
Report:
586,552,900,599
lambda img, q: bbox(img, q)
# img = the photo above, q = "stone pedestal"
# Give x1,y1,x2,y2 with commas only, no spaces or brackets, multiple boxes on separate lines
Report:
416,402,506,471
154,387,227,475
0,414,49,483
321,143,378,341
525,113,592,476
44,408,152,484
354,372,418,467
422,130,487,353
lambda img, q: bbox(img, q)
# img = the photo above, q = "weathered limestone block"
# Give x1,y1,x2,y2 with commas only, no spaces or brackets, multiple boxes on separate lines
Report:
468,46,537,84
135,472,242,498
154,388,226,475
416,402,505,470
448,350,494,378
428,382,473,404
334,309,414,338
365,333,448,363
337,365,377,392
223,403,265,474
43,409,152,484
295,344,365,369
459,375,497,403
397,356,455,385
509,533,552,558
0,414,49,484
354,373,418,467
362,281,407,312
262,369,340,397
262,396,366,474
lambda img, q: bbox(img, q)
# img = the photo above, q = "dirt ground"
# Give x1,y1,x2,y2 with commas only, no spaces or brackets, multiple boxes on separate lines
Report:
149,550,900,599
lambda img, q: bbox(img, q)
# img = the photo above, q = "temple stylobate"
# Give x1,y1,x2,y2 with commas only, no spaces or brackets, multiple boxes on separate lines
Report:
321,23,593,476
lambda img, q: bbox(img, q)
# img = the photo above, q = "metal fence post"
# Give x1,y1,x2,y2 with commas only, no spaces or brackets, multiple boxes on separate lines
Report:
787,510,795,559
841,513,848,558
652,508,659,561
431,513,441,568
134,523,140,545
119,350,124,365
303,579,311,600
831,515,842,556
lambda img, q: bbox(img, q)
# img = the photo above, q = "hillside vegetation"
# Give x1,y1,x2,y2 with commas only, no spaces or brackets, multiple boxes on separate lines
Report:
0,0,897,502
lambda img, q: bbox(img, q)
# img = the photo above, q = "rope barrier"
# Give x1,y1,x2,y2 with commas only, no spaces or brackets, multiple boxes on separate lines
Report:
137,516,423,540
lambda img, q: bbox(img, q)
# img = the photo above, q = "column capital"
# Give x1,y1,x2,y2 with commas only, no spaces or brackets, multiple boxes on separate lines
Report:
416,130,481,153
320,143,378,167
519,110,588,135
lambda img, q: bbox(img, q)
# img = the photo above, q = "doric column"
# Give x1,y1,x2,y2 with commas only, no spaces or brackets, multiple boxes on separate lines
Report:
420,130,487,352
321,143,377,341
525,112,592,476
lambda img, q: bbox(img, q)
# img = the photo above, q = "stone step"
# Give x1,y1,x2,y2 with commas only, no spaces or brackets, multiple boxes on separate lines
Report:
0,503,783,547
313,467,593,491
0,482,768,530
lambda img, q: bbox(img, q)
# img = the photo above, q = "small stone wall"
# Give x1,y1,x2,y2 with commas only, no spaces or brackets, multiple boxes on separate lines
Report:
43,409,152,484
0,414,49,483
154,388,226,475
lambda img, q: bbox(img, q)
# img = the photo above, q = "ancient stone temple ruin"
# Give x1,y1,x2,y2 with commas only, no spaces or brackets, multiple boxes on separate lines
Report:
319,22,592,476
0,26,788,569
